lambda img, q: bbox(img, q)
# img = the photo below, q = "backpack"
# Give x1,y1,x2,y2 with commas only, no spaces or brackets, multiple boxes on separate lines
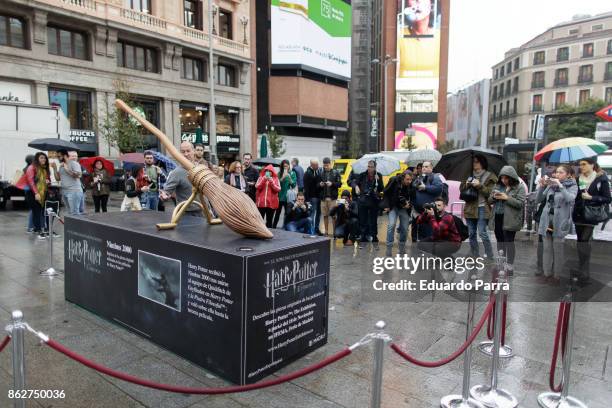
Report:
452,215,469,241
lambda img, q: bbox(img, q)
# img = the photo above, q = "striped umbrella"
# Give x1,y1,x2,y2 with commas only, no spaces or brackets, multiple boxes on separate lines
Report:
534,137,608,163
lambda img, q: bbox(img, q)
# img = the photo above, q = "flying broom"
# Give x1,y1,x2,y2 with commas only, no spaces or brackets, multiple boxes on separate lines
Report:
115,99,273,239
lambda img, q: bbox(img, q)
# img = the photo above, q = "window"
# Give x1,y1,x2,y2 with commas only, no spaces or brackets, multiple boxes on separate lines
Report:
494,69,498,80
47,26,87,60
504,123,509,137
579,89,590,104
532,71,545,88
0,15,25,48
556,47,569,62
506,62,512,74
505,100,510,116
182,56,205,81
512,98,517,114
492,126,496,138
498,125,502,137
533,51,545,65
500,66,505,77
606,62,612,81
532,94,543,112
217,63,236,87
578,65,593,83
116,41,158,72
606,87,612,104
555,68,568,86
216,110,236,134
512,77,518,93
554,92,566,110
569,28,579,35
492,86,497,100
513,57,519,70
512,122,516,137
124,0,151,13
48,88,92,129
499,83,504,96
505,80,511,96
608,39,612,55
582,43,593,58
492,105,496,118
184,0,201,29
219,9,232,40
592,24,603,31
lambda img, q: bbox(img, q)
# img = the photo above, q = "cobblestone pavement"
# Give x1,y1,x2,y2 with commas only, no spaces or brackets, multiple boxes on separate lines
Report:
0,199,610,407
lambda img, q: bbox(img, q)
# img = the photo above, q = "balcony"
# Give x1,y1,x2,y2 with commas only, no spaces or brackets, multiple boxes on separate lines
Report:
531,81,545,89
578,75,593,84
512,86,518,94
554,78,568,87
505,90,511,97
36,0,250,58
490,113,497,122
605,71,612,81
530,105,544,113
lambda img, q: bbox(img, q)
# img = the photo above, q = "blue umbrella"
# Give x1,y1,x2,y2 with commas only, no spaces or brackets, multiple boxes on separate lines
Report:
152,151,177,172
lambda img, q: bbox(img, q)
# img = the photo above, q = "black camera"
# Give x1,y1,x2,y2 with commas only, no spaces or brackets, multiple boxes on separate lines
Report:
423,202,435,210
399,196,408,207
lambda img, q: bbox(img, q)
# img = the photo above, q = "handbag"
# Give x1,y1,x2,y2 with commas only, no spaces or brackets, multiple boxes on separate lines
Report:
583,204,608,224
460,187,478,202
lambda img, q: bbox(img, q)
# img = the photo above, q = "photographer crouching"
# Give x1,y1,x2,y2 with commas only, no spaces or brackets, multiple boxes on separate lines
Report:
416,197,461,257
284,192,313,234
382,170,415,253
330,190,359,246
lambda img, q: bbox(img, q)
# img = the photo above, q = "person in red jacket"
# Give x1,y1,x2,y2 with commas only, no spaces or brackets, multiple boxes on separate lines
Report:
416,196,461,257
256,164,281,227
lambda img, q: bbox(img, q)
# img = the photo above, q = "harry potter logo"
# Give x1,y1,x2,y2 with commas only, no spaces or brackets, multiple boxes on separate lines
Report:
68,238,102,268
264,260,318,298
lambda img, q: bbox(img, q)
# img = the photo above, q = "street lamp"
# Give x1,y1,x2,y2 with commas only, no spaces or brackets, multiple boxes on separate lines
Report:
239,16,249,45
372,55,398,152
208,1,218,157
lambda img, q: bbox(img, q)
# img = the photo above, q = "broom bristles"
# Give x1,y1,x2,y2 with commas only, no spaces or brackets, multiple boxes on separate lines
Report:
114,98,273,239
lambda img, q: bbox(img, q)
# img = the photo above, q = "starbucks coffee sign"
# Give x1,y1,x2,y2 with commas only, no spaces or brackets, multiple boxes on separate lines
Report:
0,80,32,104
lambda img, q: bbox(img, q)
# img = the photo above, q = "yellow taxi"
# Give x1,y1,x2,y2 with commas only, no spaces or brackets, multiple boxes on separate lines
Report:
333,159,408,196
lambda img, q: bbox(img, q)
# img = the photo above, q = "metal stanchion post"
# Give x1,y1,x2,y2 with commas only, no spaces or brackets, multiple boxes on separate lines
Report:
471,271,518,408
479,250,513,358
538,281,588,408
370,321,389,408
7,310,26,408
41,208,59,276
440,278,485,408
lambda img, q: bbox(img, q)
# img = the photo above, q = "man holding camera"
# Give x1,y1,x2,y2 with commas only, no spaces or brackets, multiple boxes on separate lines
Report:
352,160,384,245
412,161,443,240
142,151,162,211
383,170,415,252
416,197,461,257
330,190,359,246
284,192,313,234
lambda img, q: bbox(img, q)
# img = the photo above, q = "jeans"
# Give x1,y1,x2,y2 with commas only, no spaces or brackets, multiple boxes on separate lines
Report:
417,238,461,257
494,213,516,264
285,218,313,234
273,201,287,228
358,203,379,241
25,191,44,232
309,197,321,233
79,192,85,214
142,191,159,211
466,207,494,257
334,218,359,242
63,191,83,215
386,208,410,246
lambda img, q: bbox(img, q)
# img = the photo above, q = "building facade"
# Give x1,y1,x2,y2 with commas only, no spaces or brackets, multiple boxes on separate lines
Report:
0,0,254,163
488,12,612,151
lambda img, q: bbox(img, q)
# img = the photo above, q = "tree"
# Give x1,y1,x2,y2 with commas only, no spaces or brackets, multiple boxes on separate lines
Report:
546,98,606,142
267,128,286,158
398,134,417,150
436,139,457,154
98,80,145,153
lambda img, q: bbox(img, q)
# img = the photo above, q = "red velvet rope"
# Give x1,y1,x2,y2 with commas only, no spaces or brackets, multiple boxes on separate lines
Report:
45,338,351,394
549,302,571,393
390,298,495,368
0,335,10,353
486,295,507,346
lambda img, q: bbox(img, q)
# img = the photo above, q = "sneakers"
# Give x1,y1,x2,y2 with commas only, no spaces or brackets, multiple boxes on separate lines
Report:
26,228,35,234
37,232,48,240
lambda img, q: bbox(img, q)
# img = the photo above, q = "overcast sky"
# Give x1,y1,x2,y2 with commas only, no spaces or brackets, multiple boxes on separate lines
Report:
448,0,612,92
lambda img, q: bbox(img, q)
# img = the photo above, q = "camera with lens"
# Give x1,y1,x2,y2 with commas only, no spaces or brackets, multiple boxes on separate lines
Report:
399,196,408,208
467,176,475,184
423,202,435,210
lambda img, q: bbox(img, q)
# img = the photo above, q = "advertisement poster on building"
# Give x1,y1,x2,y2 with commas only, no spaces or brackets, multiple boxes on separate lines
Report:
445,80,488,148
271,0,352,79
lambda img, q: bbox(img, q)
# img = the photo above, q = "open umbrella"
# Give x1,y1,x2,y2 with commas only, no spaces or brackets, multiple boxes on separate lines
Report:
434,147,506,181
119,152,145,164
534,137,607,163
79,156,115,177
406,148,442,167
152,151,176,172
260,134,268,158
352,153,401,176
28,138,80,152
253,157,281,167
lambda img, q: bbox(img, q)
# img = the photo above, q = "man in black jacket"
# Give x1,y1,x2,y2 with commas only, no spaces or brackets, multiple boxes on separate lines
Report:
303,159,322,234
319,157,342,236
284,192,313,234
330,190,359,245
352,160,384,245
383,170,415,251
242,153,259,202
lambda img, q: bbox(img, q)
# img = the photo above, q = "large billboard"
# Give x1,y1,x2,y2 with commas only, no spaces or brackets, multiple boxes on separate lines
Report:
446,79,490,148
395,0,442,146
271,0,352,79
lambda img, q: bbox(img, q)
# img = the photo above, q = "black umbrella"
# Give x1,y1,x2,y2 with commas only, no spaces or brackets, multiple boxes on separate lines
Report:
252,157,282,167
28,138,80,152
433,147,506,181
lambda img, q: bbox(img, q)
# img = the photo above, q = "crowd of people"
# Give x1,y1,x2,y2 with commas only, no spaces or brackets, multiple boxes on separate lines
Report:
17,142,611,285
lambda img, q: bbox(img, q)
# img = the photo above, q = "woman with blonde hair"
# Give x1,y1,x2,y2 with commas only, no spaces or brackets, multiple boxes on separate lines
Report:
225,161,247,193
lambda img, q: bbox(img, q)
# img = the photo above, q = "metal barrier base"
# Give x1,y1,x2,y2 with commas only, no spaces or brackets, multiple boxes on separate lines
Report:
470,385,518,408
41,267,60,277
440,394,485,408
477,341,514,358
537,392,588,408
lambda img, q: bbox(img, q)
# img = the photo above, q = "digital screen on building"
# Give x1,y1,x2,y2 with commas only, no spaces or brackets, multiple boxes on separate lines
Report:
395,0,442,143
394,123,438,150
446,80,489,148
271,0,352,79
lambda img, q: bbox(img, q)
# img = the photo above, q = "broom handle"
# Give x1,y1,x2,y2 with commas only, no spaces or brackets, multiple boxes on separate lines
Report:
114,99,193,171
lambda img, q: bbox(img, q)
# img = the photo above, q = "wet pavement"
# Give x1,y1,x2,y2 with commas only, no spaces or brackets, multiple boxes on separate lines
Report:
0,199,611,407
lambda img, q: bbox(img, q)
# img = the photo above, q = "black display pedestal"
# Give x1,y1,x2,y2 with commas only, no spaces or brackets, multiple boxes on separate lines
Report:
64,211,330,384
